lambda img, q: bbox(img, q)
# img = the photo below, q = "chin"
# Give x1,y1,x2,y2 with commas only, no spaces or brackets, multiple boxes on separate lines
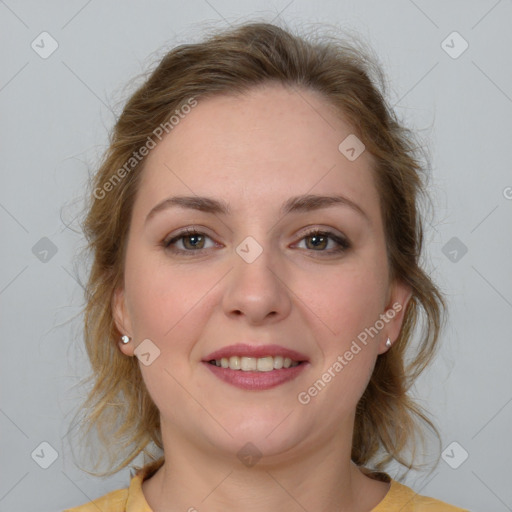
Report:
209,414,306,458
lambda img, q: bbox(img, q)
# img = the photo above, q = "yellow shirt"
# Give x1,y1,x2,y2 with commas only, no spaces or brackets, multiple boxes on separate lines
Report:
64,459,469,512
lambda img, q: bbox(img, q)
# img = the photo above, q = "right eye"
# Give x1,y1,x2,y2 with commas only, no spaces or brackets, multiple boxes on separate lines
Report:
162,228,219,254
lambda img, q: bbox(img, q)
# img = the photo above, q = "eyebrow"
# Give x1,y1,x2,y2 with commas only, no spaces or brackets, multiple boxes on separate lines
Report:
145,193,370,224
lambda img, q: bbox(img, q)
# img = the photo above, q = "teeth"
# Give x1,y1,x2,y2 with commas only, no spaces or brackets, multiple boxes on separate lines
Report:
241,357,257,371
211,355,300,371
257,356,273,372
273,355,284,369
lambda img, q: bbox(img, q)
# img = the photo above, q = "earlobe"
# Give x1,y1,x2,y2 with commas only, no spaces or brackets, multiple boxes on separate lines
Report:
112,286,135,356
380,280,413,354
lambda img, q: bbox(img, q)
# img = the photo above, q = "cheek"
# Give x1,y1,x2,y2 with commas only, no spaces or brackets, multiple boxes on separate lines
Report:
303,260,387,343
297,259,387,404
124,248,214,341
123,258,214,408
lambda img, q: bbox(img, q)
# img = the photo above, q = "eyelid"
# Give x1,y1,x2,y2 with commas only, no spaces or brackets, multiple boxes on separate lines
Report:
163,226,220,249
298,225,347,239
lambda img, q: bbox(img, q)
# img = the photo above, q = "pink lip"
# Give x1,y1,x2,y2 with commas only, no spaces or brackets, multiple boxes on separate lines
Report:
203,361,309,390
203,343,309,362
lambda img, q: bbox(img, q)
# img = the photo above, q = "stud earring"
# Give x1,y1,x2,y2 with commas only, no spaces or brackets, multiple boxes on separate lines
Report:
121,335,131,344
385,338,392,348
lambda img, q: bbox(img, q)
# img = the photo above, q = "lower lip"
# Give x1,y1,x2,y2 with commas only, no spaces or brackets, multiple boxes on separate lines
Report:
203,361,309,390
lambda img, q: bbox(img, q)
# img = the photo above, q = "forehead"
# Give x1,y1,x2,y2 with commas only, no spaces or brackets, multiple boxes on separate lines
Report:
134,83,380,221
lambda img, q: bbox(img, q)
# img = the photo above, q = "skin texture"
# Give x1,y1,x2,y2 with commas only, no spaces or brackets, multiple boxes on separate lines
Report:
113,83,411,512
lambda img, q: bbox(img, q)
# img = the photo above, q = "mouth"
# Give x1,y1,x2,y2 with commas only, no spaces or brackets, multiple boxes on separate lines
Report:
207,355,302,371
202,344,309,390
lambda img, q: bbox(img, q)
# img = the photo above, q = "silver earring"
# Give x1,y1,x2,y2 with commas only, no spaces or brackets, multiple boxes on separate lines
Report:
385,338,392,348
121,335,131,344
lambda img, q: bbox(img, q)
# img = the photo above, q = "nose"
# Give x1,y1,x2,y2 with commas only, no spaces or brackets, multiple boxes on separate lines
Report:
222,240,292,325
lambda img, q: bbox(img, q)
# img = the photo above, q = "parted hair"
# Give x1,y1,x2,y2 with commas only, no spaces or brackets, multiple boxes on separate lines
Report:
73,20,445,477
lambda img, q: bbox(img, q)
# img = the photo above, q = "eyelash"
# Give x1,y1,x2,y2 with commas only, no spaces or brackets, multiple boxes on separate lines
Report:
162,227,350,257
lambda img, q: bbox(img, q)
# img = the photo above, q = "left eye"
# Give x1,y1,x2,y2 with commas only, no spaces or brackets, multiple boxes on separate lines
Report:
163,229,216,252
294,230,350,254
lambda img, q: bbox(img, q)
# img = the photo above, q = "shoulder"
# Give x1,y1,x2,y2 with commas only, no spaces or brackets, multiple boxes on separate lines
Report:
63,487,129,512
373,479,470,511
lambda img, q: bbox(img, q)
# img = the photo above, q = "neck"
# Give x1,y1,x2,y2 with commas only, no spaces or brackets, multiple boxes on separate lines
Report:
141,420,389,512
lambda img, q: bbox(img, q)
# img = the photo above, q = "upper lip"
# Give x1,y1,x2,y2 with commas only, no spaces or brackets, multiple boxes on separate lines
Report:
203,343,309,362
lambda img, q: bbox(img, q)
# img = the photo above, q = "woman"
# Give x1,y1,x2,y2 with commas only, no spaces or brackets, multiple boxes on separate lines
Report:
65,20,469,512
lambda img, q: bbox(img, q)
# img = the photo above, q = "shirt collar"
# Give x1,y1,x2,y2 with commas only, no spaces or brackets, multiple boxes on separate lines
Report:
126,458,164,512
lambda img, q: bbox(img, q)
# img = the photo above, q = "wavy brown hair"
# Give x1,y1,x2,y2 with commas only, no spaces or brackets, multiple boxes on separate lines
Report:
71,20,445,478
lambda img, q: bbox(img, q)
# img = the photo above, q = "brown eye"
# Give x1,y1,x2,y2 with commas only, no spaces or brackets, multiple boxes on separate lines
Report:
296,229,350,255
305,232,329,250
163,228,216,254
177,233,205,250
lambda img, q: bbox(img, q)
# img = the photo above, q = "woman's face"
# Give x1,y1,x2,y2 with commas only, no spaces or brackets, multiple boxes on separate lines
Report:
114,83,410,463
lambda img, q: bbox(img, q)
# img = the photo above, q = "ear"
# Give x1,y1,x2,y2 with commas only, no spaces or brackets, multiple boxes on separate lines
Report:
112,285,135,356
378,279,413,354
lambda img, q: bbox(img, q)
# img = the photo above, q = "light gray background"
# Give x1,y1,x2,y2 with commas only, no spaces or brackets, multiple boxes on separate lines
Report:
1,1,511,511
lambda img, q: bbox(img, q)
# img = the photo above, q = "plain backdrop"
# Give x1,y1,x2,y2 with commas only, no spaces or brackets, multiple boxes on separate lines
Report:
1,1,511,511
